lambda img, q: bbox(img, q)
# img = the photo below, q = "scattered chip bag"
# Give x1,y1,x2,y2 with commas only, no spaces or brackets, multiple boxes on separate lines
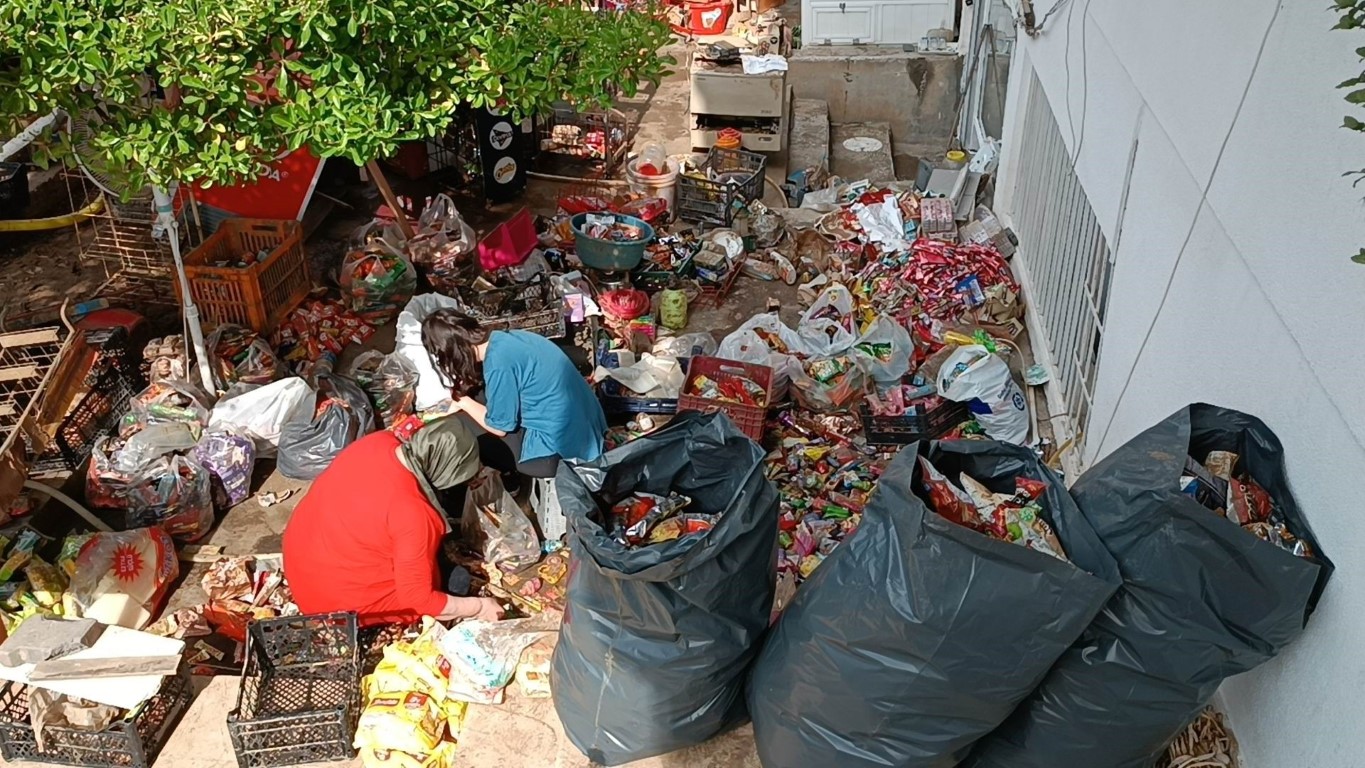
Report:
358,741,457,768
354,691,444,756
24,557,66,609
515,641,554,698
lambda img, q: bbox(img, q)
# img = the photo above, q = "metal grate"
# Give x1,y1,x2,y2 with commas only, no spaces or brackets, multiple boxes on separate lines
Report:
1011,72,1114,449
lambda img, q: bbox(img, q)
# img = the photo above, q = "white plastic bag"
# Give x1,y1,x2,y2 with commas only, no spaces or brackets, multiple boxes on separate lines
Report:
717,313,808,400
438,613,559,696
208,377,316,457
936,345,1030,444
462,469,540,571
654,333,717,359
855,316,914,383
798,284,859,357
396,293,464,410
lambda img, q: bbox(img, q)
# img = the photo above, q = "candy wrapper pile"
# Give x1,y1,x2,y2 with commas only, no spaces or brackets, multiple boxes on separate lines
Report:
765,410,889,597
606,492,716,548
274,296,378,373
1181,451,1315,558
917,457,1069,562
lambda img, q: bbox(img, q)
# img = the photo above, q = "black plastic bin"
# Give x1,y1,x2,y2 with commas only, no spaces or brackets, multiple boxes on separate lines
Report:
0,668,193,768
859,398,970,445
227,612,361,768
675,148,766,227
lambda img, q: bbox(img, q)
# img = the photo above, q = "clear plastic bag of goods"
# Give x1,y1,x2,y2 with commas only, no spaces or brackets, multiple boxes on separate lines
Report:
66,528,180,629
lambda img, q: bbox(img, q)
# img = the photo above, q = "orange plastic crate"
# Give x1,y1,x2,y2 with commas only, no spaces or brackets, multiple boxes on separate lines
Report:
181,219,310,333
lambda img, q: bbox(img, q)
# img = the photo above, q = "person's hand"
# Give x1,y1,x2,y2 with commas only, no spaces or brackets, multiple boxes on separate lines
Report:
471,596,505,622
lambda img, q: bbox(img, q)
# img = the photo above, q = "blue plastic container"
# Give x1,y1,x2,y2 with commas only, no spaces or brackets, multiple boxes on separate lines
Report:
571,212,655,271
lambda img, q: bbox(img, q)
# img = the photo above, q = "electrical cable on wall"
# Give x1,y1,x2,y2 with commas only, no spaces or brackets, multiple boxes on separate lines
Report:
1092,0,1283,456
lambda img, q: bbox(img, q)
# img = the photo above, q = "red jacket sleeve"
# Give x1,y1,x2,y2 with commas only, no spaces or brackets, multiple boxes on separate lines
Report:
388,499,449,618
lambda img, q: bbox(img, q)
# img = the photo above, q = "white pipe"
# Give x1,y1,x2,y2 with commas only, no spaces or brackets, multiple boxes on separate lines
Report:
153,186,215,393
0,111,60,163
22,480,113,533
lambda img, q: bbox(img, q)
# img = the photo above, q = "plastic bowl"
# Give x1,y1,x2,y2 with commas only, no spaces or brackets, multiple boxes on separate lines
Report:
571,212,655,272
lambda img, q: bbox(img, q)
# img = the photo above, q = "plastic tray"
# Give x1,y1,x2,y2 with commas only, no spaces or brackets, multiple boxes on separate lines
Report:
227,613,360,768
859,398,971,445
0,669,192,768
677,356,774,441
182,219,311,333
675,147,766,227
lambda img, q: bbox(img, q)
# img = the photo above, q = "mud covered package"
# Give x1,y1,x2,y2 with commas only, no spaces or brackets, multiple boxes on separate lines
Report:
747,440,1121,768
964,404,1333,768
551,411,778,766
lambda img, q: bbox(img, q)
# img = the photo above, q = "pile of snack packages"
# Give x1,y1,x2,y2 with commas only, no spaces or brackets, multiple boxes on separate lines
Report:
354,614,558,768
1181,451,1314,558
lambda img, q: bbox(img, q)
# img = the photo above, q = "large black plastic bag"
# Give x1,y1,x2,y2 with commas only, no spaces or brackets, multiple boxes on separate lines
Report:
277,375,374,480
966,404,1333,768
551,411,778,766
747,440,1121,768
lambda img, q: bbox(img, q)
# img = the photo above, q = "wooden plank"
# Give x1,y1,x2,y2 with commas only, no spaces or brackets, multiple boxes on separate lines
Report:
29,654,183,682
0,328,62,349
0,365,38,383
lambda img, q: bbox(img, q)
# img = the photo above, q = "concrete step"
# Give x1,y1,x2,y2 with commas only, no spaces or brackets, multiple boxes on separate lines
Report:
787,98,831,178
829,122,896,183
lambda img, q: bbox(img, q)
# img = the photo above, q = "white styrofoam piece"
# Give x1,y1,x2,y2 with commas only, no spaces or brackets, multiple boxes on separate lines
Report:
0,625,184,709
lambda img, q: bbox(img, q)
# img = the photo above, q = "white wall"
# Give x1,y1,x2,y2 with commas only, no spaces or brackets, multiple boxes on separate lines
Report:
996,1,1365,766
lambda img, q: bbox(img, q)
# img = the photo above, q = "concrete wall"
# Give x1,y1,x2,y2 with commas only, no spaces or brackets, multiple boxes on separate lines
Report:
788,48,962,174
995,1,1365,766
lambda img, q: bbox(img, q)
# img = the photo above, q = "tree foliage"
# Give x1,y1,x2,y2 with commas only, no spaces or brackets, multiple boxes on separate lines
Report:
1333,0,1365,261
0,0,673,191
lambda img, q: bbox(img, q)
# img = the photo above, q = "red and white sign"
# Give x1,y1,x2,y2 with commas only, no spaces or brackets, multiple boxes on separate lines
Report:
192,147,324,221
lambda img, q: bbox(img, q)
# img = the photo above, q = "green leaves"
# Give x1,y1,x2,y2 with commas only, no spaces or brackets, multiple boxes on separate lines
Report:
0,0,669,192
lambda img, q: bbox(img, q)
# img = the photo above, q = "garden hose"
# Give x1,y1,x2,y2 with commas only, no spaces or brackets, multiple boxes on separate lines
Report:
0,194,105,231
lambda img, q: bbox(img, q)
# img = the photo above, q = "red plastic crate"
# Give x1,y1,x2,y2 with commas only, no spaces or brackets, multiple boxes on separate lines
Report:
677,356,774,442
477,208,537,271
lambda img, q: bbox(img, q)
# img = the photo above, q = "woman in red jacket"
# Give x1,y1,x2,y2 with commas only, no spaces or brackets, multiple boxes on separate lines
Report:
282,417,503,626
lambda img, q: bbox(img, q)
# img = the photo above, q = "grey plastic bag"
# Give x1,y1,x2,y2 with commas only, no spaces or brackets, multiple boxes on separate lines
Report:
277,375,375,480
747,440,1121,768
965,404,1333,768
551,411,779,766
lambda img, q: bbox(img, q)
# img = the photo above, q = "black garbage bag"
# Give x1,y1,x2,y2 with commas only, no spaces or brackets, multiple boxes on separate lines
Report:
551,411,779,766
277,375,375,480
747,440,1121,768
965,404,1333,768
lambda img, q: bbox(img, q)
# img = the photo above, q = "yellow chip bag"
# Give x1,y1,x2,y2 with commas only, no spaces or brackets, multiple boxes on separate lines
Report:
25,557,67,608
358,742,457,768
354,691,443,756
379,641,452,701
443,699,468,738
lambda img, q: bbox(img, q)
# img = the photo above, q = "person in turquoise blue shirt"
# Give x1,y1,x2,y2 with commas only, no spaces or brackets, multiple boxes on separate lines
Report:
422,308,606,480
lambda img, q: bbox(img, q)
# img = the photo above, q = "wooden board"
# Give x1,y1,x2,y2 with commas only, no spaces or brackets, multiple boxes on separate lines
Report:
0,626,184,709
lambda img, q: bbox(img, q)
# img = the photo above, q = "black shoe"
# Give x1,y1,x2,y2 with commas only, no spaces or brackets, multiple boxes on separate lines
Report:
501,471,523,496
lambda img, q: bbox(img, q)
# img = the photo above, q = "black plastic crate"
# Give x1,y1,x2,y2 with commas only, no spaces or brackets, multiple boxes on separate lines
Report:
0,162,28,220
859,398,972,446
675,147,766,227
228,612,360,768
55,362,140,472
0,669,192,768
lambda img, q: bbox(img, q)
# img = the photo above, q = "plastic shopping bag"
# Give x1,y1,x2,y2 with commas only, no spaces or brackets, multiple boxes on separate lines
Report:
277,375,375,480
66,528,179,630
396,293,464,410
797,284,858,357
936,344,1029,444
717,313,807,400
208,377,317,457
854,314,913,383
123,454,217,542
462,469,540,572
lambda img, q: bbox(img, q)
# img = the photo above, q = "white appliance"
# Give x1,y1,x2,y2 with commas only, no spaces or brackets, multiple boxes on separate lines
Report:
801,0,953,46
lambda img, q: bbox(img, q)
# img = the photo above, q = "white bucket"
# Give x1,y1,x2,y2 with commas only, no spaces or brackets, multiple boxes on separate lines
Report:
626,156,680,217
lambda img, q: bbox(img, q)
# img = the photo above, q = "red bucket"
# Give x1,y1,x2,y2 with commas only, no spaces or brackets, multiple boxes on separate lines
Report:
686,0,732,35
